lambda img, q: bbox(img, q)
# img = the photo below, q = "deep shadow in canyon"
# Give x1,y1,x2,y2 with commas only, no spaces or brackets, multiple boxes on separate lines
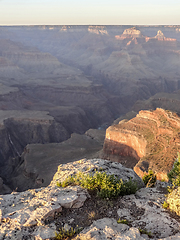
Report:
0,25,180,193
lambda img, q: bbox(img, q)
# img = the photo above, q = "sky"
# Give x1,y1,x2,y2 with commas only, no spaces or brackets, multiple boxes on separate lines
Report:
0,0,179,26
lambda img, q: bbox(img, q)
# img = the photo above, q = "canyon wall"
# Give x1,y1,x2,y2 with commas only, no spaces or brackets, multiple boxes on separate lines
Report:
0,26,180,191
103,108,180,180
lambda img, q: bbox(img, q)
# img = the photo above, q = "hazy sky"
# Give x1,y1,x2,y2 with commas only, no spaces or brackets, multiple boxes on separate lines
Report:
0,0,179,25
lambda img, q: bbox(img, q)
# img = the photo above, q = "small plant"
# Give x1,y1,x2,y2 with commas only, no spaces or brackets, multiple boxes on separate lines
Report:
57,171,138,199
168,152,180,187
88,211,96,219
117,218,129,225
142,170,156,187
138,228,152,237
162,201,169,209
55,226,82,240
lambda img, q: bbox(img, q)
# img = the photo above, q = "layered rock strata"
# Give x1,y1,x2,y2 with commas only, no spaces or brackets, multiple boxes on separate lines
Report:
7,129,105,192
0,159,179,240
103,108,180,180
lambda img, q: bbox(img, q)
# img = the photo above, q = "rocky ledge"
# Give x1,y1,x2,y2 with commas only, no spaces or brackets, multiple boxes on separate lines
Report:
0,158,180,240
103,108,180,180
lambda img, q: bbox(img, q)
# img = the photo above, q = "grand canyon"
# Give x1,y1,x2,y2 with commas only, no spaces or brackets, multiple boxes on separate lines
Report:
1,25,180,239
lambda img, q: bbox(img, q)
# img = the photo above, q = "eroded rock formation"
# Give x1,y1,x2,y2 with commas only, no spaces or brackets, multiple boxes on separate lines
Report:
0,159,179,240
103,108,180,180
6,129,105,192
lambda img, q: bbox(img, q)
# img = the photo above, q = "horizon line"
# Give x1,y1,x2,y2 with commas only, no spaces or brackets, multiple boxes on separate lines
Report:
0,24,180,27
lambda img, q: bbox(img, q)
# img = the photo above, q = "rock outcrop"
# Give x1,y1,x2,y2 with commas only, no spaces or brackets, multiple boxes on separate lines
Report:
51,158,144,189
155,30,176,42
133,90,180,114
103,108,180,180
0,158,180,240
88,26,108,35
0,110,69,182
115,27,143,39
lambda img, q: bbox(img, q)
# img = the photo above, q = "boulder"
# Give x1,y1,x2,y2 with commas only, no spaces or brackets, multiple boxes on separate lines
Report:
0,184,89,239
74,218,146,240
1,158,180,240
50,158,144,189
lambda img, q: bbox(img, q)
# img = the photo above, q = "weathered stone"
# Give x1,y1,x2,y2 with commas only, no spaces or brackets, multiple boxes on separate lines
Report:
51,158,144,189
1,158,180,240
23,202,62,227
117,188,179,238
135,187,166,203
159,234,180,240
74,218,146,240
63,223,71,231
49,186,88,209
32,225,56,240
0,183,88,239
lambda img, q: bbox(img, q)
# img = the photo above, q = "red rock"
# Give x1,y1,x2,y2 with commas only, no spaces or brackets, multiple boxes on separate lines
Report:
115,28,176,44
103,108,180,180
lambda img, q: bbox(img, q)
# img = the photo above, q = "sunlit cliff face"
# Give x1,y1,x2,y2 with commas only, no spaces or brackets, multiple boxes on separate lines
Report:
103,108,180,181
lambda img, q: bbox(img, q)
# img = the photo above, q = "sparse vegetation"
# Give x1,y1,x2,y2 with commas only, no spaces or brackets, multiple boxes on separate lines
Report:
138,228,152,237
57,171,138,199
55,226,83,240
168,152,180,187
88,211,96,219
162,201,169,209
142,170,156,187
117,218,129,225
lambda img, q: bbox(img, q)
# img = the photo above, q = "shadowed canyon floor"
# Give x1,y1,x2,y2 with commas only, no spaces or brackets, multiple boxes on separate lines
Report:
1,25,180,239
1,25,180,192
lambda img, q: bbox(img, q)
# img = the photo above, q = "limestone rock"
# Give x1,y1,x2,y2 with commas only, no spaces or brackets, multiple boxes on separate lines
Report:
74,218,146,240
32,225,56,240
155,30,176,42
115,27,143,40
50,158,144,189
1,158,180,239
117,188,179,238
159,234,180,240
52,186,88,209
0,184,89,239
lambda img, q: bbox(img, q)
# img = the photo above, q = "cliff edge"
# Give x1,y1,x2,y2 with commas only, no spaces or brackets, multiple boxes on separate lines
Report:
1,159,180,240
103,108,180,180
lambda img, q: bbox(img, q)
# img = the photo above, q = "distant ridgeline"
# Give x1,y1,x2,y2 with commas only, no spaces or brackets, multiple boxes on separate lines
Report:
0,25,180,193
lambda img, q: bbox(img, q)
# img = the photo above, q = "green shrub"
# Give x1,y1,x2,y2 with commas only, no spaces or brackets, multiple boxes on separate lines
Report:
168,152,180,187
138,228,152,237
162,201,169,209
55,226,82,240
57,171,138,199
142,170,156,187
117,218,129,225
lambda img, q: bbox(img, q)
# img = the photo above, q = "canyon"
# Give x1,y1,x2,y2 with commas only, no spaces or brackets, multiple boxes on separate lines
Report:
0,25,180,192
103,108,180,181
0,159,180,240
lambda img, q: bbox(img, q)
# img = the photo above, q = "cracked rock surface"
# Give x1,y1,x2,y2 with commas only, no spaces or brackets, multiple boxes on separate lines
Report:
0,159,180,240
